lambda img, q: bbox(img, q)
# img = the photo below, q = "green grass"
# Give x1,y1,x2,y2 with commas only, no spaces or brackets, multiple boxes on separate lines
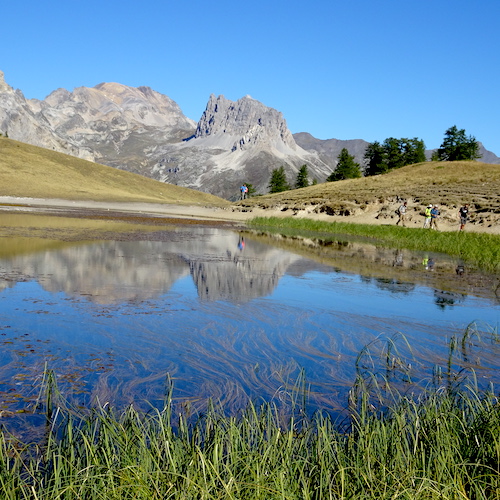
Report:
1,381,499,498
2,332,500,499
249,216,500,273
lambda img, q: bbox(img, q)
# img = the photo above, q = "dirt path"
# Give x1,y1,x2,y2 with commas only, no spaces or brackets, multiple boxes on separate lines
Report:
0,196,497,234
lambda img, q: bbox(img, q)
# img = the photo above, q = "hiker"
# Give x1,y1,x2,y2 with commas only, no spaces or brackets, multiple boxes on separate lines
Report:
430,205,440,230
423,204,432,228
458,204,469,230
240,184,248,200
396,201,407,226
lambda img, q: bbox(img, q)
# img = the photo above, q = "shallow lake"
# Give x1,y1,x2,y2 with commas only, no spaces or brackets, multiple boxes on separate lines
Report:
1,213,499,432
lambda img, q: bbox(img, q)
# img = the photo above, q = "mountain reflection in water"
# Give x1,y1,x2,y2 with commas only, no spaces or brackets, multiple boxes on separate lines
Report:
0,224,499,431
0,228,303,304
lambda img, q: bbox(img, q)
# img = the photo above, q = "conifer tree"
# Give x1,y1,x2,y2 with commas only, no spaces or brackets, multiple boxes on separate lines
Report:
268,166,290,193
437,125,480,161
327,148,361,181
364,141,388,176
295,165,309,189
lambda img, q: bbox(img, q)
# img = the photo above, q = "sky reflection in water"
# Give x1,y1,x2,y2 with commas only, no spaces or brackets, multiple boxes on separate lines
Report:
1,224,499,420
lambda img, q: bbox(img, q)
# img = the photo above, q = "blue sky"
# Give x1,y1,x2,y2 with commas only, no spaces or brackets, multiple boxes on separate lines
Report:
2,0,499,154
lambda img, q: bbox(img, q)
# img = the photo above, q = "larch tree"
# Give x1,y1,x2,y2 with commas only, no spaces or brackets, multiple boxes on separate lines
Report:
295,165,309,189
268,166,290,193
327,148,361,181
437,125,481,161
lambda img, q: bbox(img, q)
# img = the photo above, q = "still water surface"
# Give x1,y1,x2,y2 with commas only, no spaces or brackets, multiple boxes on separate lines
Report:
1,221,499,424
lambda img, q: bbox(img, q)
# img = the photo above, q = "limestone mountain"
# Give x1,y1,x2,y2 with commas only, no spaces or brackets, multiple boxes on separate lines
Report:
146,94,333,198
0,71,332,198
26,80,197,175
0,70,85,158
1,70,498,200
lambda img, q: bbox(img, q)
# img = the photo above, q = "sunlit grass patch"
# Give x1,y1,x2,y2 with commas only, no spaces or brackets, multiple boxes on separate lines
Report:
249,216,500,272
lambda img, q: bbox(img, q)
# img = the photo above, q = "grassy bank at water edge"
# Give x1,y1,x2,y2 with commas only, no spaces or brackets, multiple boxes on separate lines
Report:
249,216,500,273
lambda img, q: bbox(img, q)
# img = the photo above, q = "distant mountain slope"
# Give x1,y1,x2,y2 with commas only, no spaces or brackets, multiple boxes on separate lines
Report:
1,70,498,201
293,132,369,168
0,137,228,206
295,132,500,169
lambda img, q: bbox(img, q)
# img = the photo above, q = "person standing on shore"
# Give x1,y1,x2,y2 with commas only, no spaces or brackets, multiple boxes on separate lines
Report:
459,204,469,231
423,204,432,228
430,205,440,230
396,201,407,226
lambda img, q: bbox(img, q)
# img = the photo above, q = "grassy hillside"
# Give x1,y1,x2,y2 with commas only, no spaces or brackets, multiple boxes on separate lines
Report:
0,137,229,207
238,161,500,216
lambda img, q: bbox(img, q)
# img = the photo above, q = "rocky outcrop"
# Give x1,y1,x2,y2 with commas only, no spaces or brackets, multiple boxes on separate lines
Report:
195,94,298,153
0,71,85,158
145,95,333,198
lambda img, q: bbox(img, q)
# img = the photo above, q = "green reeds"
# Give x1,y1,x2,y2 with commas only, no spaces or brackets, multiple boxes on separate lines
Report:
249,216,500,273
1,344,499,499
1,389,499,498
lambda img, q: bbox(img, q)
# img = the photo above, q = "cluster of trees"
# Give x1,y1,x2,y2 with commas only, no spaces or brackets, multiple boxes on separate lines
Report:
268,164,317,194
364,137,426,176
263,125,481,193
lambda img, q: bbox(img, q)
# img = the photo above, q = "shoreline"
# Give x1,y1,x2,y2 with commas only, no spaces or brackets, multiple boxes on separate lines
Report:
0,196,498,234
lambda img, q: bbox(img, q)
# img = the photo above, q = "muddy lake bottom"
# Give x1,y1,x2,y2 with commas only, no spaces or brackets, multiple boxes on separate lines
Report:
1,212,499,438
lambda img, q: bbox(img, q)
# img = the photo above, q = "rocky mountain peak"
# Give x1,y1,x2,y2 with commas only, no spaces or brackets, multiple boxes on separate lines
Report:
194,94,298,154
2,70,498,201
41,83,196,131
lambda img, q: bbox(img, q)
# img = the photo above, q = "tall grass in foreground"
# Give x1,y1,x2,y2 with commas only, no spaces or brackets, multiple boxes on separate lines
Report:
1,380,499,498
249,216,500,273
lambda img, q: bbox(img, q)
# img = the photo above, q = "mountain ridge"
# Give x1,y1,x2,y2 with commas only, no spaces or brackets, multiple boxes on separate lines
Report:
1,70,498,200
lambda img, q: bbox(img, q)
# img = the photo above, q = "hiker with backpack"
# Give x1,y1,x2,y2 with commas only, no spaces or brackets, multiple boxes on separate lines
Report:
458,204,469,230
423,204,432,228
430,205,440,230
396,201,407,227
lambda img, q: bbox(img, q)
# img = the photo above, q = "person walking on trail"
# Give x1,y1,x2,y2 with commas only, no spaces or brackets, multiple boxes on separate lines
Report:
430,205,440,230
459,204,469,231
423,204,432,228
396,201,407,226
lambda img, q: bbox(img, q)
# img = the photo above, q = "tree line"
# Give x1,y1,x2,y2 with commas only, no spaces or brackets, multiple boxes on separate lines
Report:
264,125,481,194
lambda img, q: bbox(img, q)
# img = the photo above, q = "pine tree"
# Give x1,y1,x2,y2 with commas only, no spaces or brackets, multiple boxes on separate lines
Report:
295,165,309,189
437,125,481,161
327,148,361,181
364,141,388,176
268,166,290,193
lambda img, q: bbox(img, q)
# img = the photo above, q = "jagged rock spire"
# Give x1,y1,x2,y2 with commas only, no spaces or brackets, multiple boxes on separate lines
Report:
195,94,298,153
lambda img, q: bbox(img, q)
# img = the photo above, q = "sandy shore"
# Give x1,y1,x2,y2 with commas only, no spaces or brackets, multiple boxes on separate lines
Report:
0,196,497,234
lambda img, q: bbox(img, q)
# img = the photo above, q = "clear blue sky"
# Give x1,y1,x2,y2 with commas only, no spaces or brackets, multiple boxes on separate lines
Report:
2,0,499,154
